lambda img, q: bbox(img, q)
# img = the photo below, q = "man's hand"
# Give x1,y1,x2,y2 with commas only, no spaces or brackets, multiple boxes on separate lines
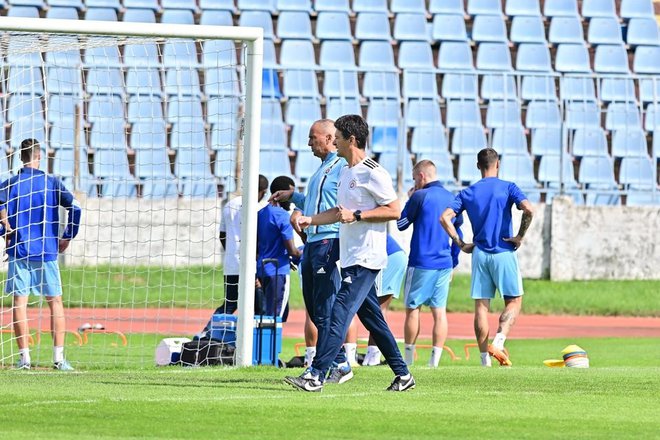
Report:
407,186,416,198
269,189,294,205
503,235,523,250
297,215,313,229
290,210,303,233
337,205,355,224
59,239,70,253
461,243,475,254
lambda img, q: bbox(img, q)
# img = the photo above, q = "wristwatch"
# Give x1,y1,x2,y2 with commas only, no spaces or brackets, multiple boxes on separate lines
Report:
353,210,362,222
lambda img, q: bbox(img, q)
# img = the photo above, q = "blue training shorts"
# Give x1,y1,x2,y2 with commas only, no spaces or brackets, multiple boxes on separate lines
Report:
470,247,524,300
403,267,452,309
378,250,407,299
6,258,63,297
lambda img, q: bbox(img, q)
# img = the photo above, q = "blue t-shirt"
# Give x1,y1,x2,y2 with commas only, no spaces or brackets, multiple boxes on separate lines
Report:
386,234,403,256
0,168,82,261
397,181,462,269
257,204,294,276
449,177,527,254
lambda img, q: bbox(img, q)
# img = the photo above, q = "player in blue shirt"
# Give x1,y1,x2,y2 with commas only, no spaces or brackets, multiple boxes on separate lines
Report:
397,160,462,368
257,176,301,321
441,148,534,367
0,139,82,370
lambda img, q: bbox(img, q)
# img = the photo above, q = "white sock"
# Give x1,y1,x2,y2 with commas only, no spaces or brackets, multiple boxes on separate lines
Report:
493,333,506,351
400,373,411,380
367,345,380,357
404,344,415,366
480,352,492,367
304,346,316,366
54,346,64,363
19,348,31,365
429,346,443,368
344,343,358,366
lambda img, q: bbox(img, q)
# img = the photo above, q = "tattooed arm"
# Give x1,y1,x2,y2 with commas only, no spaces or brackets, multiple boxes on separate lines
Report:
503,200,534,250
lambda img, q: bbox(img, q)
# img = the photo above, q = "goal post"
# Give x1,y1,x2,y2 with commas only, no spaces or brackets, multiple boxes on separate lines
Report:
0,17,263,368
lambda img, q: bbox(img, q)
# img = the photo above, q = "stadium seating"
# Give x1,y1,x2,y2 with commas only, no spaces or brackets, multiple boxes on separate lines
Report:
506,0,541,16
627,18,660,46
432,14,468,42
612,129,649,157
316,12,352,41
410,126,448,154
548,17,584,45
544,0,579,18
314,0,349,13
510,16,546,44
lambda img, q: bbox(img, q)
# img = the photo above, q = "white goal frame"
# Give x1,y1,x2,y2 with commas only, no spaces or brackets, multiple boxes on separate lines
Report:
0,16,264,367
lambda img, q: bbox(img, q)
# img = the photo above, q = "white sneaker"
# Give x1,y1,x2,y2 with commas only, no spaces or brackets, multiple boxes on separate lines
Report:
362,351,381,366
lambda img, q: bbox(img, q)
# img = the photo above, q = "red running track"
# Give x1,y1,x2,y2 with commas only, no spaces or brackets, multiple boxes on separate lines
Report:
4,307,660,339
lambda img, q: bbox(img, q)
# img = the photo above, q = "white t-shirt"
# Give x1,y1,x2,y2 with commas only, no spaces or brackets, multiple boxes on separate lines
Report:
337,157,397,270
219,196,243,276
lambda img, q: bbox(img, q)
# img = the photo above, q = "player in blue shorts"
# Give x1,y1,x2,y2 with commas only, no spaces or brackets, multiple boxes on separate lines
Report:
397,160,463,367
362,234,407,366
440,148,534,367
0,139,82,370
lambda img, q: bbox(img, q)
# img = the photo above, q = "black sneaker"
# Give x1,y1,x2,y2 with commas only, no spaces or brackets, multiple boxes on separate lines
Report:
325,363,354,384
284,370,323,392
386,375,416,392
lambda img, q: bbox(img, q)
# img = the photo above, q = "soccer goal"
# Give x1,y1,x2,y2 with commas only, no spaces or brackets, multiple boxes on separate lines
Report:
0,16,263,368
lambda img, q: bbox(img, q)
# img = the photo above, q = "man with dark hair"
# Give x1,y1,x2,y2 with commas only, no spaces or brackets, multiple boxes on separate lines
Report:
256,176,301,319
285,115,414,392
440,148,534,367
0,139,82,370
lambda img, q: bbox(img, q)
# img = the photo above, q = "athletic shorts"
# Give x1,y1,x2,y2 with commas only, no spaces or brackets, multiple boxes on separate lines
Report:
403,267,452,309
470,247,524,300
378,250,407,299
6,258,63,297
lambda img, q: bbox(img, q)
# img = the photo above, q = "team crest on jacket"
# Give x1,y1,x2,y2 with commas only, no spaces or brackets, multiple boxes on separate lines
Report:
349,179,357,189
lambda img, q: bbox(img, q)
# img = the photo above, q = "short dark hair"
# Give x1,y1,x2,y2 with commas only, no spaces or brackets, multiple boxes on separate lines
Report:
20,138,40,163
477,148,499,170
270,175,296,211
334,114,369,150
258,174,269,192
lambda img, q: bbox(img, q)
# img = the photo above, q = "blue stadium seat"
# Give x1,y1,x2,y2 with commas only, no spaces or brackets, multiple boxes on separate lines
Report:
405,99,442,128
46,36,82,67
295,149,319,182
457,154,482,183
605,103,642,131
352,0,388,13
492,126,528,155
544,0,578,17
516,43,552,71
161,9,194,24
560,76,596,101
548,17,584,45
238,11,275,40
46,6,79,19
277,11,313,40
579,155,619,205
53,147,92,183
123,0,160,12
467,0,502,16
200,10,233,26
163,41,200,68
565,101,601,129
130,120,168,149
261,99,283,123
572,128,608,157
326,98,361,120
654,130,660,158
85,7,118,20
510,16,546,44
126,69,163,97
180,177,217,198
371,126,398,153
644,104,660,130
8,36,42,66
206,67,240,98
285,98,322,128
260,122,288,151
7,6,39,17
429,0,464,15
355,12,392,41
476,42,512,71
481,74,517,101
446,100,482,128
46,66,82,95
283,70,320,98
210,125,239,152
214,145,238,183
277,0,312,11
164,69,202,97
486,100,522,128
237,0,276,13
8,67,44,95
86,0,122,10
521,75,558,101
170,121,206,150
124,43,161,68
499,153,537,188
122,7,156,22
594,44,630,74
359,41,396,70
431,14,468,42
442,73,479,100
367,99,400,127
620,0,655,19
505,0,540,16
538,155,577,186
438,42,474,70
588,17,623,45
391,0,426,14
472,15,508,43
410,126,447,154
262,68,282,99
88,94,124,123
84,45,121,68
640,77,660,103
531,127,563,156
627,18,660,46
134,148,175,180
362,72,401,99
612,129,648,157
207,96,240,127
259,150,292,184
128,95,164,124
316,12,352,41
289,125,310,151
451,126,487,155
314,0,349,12
50,121,86,150
619,156,655,187
319,41,356,69
167,96,203,124
555,44,591,73
403,71,438,100
200,0,235,11
86,68,125,96
162,0,198,12
176,153,216,197
279,40,316,68
582,0,616,18
393,13,430,42
141,177,179,199
600,78,637,103
90,119,127,150
94,149,132,180
526,101,561,129
324,70,360,98
48,95,81,123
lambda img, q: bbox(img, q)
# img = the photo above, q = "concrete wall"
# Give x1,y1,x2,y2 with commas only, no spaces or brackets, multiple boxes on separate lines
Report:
58,196,659,280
